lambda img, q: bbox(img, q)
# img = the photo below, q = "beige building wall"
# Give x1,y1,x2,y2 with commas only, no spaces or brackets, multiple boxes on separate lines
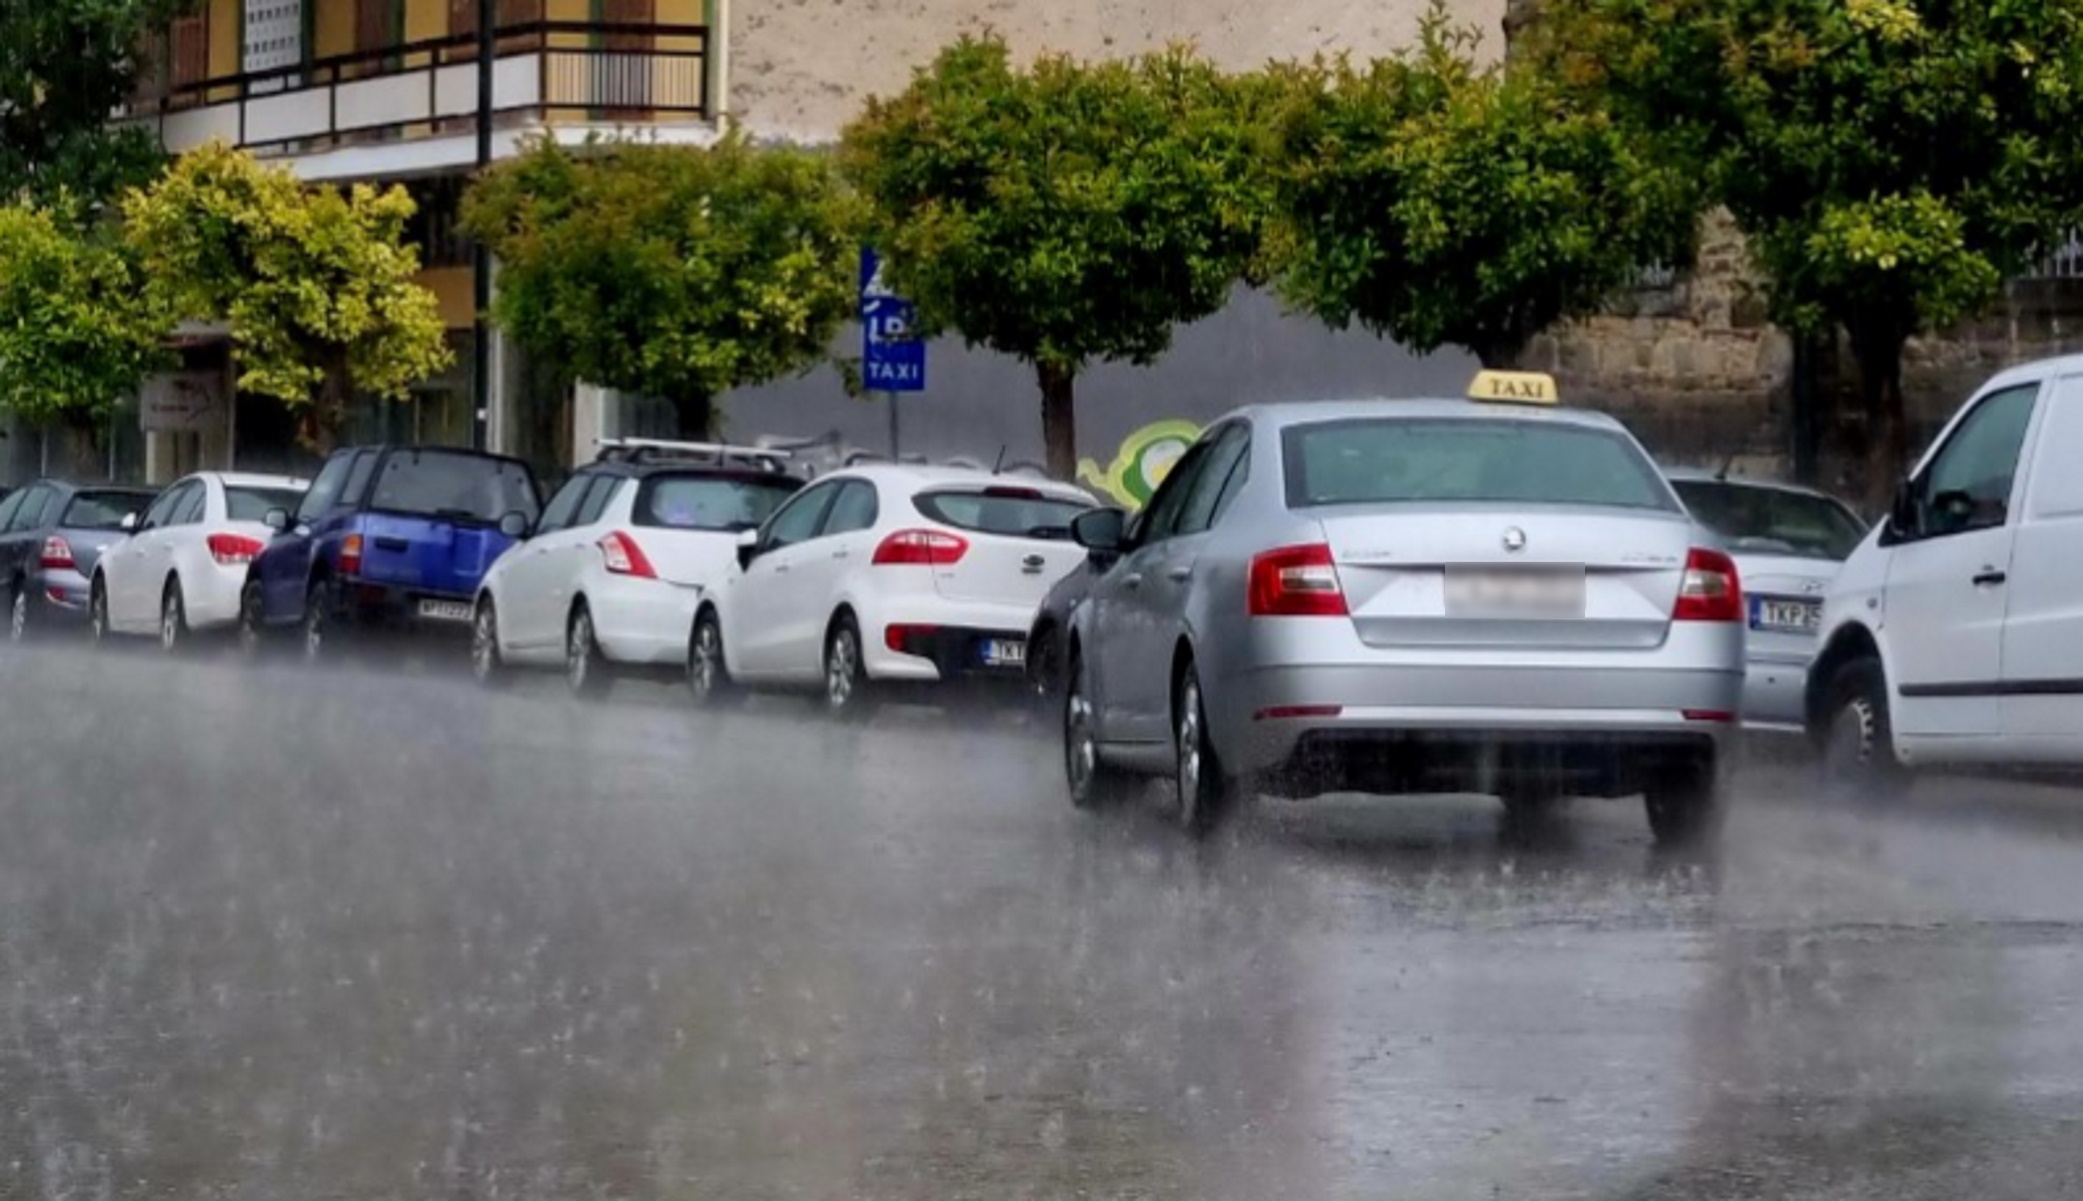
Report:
727,0,1507,139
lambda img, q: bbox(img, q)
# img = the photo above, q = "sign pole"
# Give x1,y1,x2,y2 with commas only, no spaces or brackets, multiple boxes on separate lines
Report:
887,390,900,459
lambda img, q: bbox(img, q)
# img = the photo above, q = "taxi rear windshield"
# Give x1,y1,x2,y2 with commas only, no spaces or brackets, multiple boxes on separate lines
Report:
1283,418,1675,512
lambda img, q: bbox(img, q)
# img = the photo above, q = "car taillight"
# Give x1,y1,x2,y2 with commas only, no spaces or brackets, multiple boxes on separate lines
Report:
1674,547,1742,622
38,537,74,571
885,623,939,653
207,533,265,566
598,531,658,579
873,529,969,566
1248,543,1348,617
340,533,363,577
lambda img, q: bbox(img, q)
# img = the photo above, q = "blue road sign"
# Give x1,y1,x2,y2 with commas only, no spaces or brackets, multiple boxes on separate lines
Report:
860,247,925,393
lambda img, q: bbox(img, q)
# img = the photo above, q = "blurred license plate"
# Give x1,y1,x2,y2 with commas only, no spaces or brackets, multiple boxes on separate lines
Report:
417,600,472,623
1444,566,1586,617
1751,597,1820,633
982,638,1026,668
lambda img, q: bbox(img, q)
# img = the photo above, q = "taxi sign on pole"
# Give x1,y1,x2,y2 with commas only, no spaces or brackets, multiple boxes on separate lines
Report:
1467,370,1559,405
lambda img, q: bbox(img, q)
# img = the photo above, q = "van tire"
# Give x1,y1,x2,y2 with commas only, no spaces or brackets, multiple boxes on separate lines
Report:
1819,657,1905,803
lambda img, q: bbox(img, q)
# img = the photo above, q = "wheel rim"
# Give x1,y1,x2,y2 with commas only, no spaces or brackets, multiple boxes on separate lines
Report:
161,592,181,651
691,622,720,697
90,588,105,642
1066,672,1098,798
568,613,592,690
827,627,857,709
10,591,25,641
1177,676,1204,813
473,606,498,680
1826,696,1880,783
304,597,324,661
239,590,261,654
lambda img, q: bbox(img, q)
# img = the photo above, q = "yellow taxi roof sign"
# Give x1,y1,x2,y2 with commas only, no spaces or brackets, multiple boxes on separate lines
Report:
1467,370,1559,405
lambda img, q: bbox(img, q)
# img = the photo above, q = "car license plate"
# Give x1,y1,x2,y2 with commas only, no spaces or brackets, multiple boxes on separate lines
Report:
1444,566,1586,618
417,599,472,624
1751,596,1820,633
982,638,1026,668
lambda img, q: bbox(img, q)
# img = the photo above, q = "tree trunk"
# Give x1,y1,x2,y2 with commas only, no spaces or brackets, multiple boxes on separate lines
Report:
673,393,714,440
298,365,352,457
1847,321,1912,514
1037,362,1076,480
1469,332,1530,370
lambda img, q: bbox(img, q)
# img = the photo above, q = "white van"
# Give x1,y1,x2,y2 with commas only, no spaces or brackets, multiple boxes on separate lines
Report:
1808,354,2083,788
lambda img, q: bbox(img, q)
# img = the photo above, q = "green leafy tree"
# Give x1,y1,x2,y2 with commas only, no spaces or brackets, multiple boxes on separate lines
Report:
843,37,1273,478
0,206,171,445
1,0,195,208
1539,0,2083,492
462,134,862,438
123,142,453,452
1270,6,1696,369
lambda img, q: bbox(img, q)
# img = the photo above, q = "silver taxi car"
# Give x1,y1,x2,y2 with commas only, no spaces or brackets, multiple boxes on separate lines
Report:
1061,372,1745,844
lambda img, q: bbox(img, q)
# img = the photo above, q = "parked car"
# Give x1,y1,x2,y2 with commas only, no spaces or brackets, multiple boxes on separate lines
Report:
1810,354,2083,792
0,480,158,642
89,472,308,652
472,441,802,695
687,465,1096,714
1026,561,1105,706
1665,469,1866,731
239,445,540,659
1062,371,1745,843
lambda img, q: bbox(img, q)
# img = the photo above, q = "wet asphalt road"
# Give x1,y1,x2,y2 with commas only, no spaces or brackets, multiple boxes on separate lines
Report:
3,645,2083,1200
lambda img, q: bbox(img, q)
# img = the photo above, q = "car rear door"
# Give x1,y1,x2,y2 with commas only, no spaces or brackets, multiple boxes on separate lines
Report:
1089,440,1219,745
499,472,598,653
729,480,841,680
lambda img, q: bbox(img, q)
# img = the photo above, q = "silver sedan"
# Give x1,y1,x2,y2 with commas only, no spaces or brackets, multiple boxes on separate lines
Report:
1062,374,1745,844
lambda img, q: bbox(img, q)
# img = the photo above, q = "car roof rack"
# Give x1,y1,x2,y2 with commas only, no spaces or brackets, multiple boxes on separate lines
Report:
594,438,794,473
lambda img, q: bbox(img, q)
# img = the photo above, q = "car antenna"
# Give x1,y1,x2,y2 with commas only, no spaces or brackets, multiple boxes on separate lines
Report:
1714,451,1736,482
992,445,1007,475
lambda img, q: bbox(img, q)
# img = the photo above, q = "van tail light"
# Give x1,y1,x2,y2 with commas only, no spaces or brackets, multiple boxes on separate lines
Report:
873,529,969,566
339,533,364,577
207,533,265,566
1248,543,1348,617
599,531,658,579
1674,547,1742,622
38,537,75,572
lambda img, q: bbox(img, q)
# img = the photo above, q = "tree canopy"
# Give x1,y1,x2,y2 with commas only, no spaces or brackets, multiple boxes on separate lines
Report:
0,207,170,430
462,133,862,438
843,36,1273,477
1270,7,1697,367
1,0,192,209
1538,0,2083,488
123,143,453,451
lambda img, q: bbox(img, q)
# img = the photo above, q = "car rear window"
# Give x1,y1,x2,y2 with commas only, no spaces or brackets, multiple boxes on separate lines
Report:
913,488,1092,539
1672,480,1866,561
369,450,540,525
635,474,800,532
226,486,307,522
1282,418,1676,512
61,491,154,530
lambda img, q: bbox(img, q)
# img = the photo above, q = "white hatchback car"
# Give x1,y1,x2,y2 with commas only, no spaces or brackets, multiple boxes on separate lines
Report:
472,443,802,696
89,471,309,652
688,465,1097,715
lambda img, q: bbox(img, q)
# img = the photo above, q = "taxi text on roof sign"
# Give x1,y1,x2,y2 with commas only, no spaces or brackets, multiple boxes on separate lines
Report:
1467,370,1560,405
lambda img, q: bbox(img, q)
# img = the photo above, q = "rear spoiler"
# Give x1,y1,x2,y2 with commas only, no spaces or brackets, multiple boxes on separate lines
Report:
595,438,793,474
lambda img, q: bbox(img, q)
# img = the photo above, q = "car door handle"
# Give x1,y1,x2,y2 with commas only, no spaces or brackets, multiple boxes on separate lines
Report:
832,549,850,560
1973,569,2007,587
775,563,791,574
1166,566,1192,583
1122,573,1143,590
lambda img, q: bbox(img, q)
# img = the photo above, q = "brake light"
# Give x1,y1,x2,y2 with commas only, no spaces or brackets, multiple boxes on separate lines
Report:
38,537,74,571
207,533,265,566
1674,547,1742,622
873,529,969,566
983,486,1043,500
1248,543,1348,617
340,533,363,577
598,531,658,578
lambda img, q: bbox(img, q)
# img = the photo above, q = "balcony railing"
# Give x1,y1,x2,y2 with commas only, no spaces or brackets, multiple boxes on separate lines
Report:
124,20,709,158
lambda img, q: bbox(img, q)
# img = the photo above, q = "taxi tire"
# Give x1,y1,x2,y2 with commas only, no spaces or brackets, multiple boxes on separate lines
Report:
1174,660,1243,838
1819,657,1905,804
1643,762,1723,847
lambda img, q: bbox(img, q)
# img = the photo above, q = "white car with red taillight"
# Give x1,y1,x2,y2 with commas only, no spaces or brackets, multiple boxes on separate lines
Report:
471,449,803,696
1059,372,1746,845
687,465,1098,715
89,472,309,652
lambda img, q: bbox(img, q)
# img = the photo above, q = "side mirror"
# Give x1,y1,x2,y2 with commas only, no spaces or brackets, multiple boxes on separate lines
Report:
120,512,139,532
497,511,531,539
263,508,291,533
1071,508,1127,555
735,528,759,571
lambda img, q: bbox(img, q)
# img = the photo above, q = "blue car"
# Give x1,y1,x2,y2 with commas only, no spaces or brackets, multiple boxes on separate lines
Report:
238,445,542,660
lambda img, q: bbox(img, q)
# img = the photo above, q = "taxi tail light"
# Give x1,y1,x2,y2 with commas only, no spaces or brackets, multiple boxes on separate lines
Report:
1674,547,1742,622
1249,543,1348,617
